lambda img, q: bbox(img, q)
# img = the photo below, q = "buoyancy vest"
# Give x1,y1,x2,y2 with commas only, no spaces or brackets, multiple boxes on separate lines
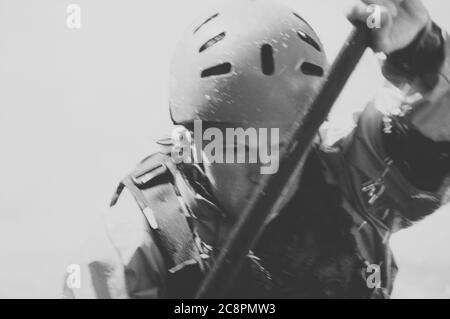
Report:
110,147,394,298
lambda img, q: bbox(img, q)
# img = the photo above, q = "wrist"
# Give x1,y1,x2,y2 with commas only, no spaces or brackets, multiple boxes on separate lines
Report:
386,20,444,85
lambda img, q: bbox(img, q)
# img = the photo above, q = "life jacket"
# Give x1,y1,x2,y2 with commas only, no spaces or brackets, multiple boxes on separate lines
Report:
110,149,391,299
108,106,443,299
110,150,206,298
109,148,279,298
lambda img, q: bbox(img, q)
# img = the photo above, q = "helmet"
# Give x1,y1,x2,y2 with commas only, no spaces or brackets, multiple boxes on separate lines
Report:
169,0,328,135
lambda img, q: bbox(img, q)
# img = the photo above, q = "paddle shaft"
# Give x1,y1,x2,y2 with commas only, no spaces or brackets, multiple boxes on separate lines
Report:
195,26,371,299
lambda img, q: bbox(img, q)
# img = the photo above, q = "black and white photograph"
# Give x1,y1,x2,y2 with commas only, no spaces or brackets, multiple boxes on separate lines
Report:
1,0,450,303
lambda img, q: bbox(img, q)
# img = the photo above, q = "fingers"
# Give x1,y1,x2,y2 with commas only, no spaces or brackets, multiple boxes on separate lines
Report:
347,0,430,53
362,0,399,18
361,0,403,9
346,0,392,28
346,1,369,25
346,0,395,52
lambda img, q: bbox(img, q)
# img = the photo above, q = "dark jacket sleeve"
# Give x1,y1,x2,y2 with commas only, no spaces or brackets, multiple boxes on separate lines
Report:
381,21,450,195
328,22,450,232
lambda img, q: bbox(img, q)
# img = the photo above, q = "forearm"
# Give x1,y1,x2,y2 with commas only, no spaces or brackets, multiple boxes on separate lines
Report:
382,21,450,193
383,20,445,90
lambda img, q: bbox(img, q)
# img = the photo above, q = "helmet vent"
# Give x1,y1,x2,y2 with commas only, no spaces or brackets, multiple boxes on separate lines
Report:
261,44,275,76
201,62,232,78
194,13,219,34
199,32,226,53
300,62,324,77
297,31,321,52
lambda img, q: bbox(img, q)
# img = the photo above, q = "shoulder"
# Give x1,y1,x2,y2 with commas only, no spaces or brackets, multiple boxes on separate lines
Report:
110,150,175,205
65,151,177,299
106,150,177,269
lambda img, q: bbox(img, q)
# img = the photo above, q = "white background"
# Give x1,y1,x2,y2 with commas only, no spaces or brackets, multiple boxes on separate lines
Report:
0,0,449,298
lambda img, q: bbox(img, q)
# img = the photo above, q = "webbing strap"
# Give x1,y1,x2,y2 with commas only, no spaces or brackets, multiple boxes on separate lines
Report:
119,160,199,269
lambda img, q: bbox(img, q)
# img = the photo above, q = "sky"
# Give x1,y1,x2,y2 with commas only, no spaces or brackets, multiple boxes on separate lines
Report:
0,0,449,298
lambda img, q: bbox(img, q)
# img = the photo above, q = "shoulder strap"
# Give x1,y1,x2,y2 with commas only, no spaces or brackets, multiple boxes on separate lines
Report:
110,152,199,269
